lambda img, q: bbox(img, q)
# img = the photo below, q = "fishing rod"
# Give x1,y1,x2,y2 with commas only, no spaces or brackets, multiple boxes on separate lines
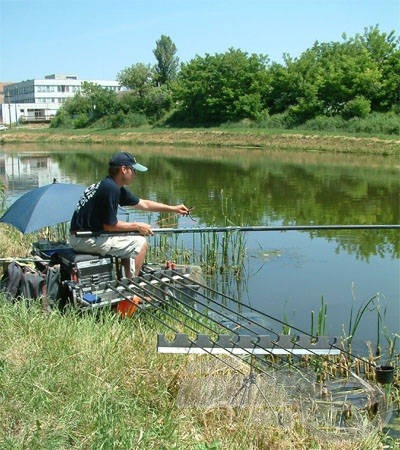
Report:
152,224,400,233
74,223,400,238
129,268,343,376
111,278,277,378
116,271,316,377
0,257,50,263
126,268,379,404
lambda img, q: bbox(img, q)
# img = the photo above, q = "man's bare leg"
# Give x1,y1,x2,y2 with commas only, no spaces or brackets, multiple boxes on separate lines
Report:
121,241,147,278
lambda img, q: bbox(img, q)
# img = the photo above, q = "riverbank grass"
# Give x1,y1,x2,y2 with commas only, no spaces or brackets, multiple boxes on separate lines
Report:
0,301,390,449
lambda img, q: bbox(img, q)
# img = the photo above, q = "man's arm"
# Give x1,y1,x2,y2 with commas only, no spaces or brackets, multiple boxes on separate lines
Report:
102,200,189,236
103,220,153,236
135,199,190,215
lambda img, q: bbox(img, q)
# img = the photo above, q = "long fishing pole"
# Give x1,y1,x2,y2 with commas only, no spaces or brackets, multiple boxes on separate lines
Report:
74,223,400,238
152,224,400,233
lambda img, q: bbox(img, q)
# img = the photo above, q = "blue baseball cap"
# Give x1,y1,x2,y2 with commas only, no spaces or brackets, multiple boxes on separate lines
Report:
109,152,148,173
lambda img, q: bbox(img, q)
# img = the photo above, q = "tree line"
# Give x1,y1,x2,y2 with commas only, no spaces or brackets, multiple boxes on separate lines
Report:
51,27,400,134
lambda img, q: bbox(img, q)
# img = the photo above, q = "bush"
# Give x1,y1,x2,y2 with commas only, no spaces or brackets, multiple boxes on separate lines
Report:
73,113,91,129
91,112,148,129
143,86,173,123
301,115,346,131
342,96,371,120
259,111,399,136
344,112,400,135
122,112,148,127
257,112,291,129
286,98,324,127
50,110,74,129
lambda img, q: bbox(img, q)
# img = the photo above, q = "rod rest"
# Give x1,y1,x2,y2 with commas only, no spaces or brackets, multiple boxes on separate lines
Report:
157,333,341,356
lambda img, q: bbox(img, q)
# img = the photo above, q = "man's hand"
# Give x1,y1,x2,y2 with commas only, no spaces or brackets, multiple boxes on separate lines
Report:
174,204,191,215
134,222,153,236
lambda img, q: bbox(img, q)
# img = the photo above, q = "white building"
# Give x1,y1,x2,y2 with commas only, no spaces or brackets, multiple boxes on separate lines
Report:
1,74,122,124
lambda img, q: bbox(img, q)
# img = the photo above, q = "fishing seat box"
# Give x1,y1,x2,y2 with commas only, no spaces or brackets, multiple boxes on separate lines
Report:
31,240,116,307
57,251,114,286
32,241,114,286
55,250,116,308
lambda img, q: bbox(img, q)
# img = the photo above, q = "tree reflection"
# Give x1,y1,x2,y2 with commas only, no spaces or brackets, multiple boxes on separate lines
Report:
49,147,400,260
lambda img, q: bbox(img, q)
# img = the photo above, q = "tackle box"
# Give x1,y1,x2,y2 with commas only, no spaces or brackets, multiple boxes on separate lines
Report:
32,240,114,285
58,251,114,286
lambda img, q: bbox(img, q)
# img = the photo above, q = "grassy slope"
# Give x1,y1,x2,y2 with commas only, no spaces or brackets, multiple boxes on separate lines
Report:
0,302,386,450
1,126,400,156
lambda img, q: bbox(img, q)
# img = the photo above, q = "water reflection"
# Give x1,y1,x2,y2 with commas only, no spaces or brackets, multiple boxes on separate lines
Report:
0,144,399,355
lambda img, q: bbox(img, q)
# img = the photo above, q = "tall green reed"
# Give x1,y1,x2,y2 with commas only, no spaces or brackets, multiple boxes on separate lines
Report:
310,297,327,337
345,289,380,351
148,230,247,278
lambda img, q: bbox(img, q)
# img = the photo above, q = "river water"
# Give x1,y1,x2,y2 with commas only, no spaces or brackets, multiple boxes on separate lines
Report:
0,144,399,359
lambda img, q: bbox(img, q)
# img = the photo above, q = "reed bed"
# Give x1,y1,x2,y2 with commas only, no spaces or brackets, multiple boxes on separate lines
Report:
147,229,247,277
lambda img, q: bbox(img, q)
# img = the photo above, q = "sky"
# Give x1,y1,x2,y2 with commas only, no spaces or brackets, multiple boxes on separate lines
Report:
1,0,399,82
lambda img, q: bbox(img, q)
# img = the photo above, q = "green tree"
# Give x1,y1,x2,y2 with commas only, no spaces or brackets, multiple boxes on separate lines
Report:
153,35,179,85
50,93,91,128
266,41,378,123
117,63,154,98
267,52,325,124
142,85,173,121
173,48,269,124
80,82,119,120
315,40,380,115
352,26,400,111
265,26,399,125
51,82,118,128
118,86,172,124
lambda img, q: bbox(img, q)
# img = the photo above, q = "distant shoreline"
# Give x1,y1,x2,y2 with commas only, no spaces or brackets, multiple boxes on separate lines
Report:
1,127,400,156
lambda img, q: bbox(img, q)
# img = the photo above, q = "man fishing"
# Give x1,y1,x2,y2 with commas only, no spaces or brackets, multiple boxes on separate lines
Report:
69,151,190,277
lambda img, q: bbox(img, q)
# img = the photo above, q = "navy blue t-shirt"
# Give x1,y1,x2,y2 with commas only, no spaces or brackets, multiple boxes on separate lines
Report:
70,176,140,232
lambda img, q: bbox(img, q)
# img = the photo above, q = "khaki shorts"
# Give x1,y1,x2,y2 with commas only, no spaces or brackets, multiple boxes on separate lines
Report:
69,234,146,259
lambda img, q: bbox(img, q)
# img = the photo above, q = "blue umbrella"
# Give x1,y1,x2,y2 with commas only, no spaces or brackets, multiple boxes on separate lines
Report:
0,182,85,234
